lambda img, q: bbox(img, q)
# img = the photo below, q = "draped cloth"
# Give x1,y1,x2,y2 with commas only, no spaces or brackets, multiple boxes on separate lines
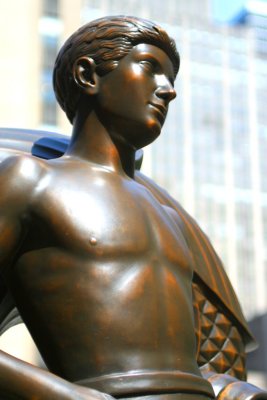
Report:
135,172,255,351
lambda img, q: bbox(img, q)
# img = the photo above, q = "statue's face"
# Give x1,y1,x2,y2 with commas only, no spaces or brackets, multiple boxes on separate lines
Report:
96,43,176,149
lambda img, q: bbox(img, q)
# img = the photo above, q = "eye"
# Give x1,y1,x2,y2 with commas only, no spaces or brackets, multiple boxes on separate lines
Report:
139,59,157,73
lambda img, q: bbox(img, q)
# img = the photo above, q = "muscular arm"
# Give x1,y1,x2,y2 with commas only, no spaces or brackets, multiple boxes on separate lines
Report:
0,156,33,270
0,349,114,400
0,155,114,400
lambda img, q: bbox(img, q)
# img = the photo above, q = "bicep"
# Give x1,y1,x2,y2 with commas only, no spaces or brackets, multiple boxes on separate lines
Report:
0,215,24,271
0,155,40,270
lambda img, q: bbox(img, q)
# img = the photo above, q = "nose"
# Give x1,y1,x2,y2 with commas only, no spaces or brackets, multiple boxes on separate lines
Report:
155,77,176,103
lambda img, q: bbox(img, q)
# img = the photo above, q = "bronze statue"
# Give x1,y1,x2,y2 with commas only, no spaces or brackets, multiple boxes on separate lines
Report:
0,16,266,399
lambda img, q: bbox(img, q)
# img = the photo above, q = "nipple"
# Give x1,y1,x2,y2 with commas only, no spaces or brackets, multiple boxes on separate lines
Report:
89,237,97,246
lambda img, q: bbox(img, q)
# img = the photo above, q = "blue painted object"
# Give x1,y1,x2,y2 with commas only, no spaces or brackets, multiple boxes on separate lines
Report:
32,136,69,159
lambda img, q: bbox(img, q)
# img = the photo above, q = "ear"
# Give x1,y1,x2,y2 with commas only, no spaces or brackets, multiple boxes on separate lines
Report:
73,56,99,95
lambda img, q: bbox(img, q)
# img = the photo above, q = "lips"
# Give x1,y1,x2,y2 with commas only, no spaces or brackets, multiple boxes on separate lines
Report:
149,103,167,120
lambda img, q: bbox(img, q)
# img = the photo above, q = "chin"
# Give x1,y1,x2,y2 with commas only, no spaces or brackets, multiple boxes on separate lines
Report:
135,123,162,149
146,117,163,139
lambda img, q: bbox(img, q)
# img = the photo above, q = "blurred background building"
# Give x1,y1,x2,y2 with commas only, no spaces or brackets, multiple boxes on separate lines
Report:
0,0,267,386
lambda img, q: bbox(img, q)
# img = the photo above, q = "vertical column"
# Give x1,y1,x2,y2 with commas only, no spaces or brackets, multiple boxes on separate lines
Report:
222,28,239,292
28,0,43,127
182,25,195,214
0,0,42,128
247,30,265,314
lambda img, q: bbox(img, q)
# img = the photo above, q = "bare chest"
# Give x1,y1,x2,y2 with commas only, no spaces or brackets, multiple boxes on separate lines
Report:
32,174,189,267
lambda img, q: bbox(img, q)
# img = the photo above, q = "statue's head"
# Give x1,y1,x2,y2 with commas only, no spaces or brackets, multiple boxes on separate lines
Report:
53,15,180,124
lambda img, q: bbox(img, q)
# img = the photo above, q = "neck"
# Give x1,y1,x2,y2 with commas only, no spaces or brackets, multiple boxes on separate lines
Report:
66,110,136,178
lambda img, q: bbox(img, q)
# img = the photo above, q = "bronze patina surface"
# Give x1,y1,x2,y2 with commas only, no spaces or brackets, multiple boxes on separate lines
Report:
0,16,266,400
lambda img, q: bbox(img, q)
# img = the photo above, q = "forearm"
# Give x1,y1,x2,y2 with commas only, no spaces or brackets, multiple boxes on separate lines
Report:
0,349,76,399
0,349,114,400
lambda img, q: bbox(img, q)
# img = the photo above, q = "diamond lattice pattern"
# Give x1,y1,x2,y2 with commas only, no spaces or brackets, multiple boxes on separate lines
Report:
193,283,246,380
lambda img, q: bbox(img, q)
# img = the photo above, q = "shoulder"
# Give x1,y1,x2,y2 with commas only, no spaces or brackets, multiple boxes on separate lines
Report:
0,154,46,180
0,155,47,203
